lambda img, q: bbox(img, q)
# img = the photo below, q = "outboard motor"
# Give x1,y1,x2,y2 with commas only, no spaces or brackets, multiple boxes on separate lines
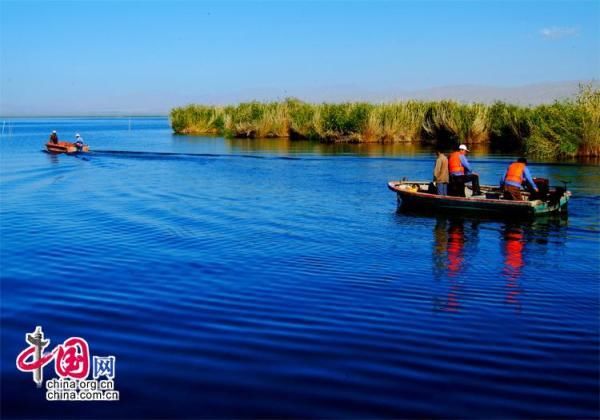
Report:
548,186,566,206
531,177,549,201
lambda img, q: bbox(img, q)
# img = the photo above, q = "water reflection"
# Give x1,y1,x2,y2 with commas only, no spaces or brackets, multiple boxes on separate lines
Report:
45,152,59,164
224,137,491,157
444,220,463,312
502,225,525,312
432,218,481,312
429,215,567,313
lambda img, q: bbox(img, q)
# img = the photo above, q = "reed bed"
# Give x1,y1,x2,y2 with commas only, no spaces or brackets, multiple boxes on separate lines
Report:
422,101,490,145
577,84,600,156
170,105,226,134
170,84,600,158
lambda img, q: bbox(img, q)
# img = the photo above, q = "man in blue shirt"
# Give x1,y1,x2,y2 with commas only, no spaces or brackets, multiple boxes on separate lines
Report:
448,144,481,196
74,133,84,151
501,157,539,200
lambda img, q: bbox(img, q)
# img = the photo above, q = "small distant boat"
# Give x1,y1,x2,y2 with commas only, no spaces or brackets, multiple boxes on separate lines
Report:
388,179,570,218
45,141,89,154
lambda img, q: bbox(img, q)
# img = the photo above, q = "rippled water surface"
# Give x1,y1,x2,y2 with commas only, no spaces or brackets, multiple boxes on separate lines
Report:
1,118,599,418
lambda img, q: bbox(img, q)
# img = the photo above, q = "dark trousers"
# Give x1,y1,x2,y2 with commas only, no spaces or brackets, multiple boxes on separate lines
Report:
450,174,481,196
503,185,522,201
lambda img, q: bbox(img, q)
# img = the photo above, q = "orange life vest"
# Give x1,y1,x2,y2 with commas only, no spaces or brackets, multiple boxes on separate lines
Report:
448,152,464,175
505,162,525,184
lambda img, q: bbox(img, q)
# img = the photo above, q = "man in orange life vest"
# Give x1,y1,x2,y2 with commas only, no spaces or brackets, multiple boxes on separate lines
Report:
501,157,538,201
448,144,481,196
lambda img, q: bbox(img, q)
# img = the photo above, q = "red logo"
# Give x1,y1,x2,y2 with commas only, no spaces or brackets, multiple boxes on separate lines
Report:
16,326,90,386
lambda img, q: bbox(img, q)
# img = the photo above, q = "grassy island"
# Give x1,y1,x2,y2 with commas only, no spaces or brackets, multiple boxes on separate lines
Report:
170,85,599,159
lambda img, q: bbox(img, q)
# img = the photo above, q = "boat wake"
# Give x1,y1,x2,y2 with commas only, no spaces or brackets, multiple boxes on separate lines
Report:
90,150,302,161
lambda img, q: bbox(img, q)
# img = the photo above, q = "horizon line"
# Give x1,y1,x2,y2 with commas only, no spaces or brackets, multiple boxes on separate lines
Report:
0,114,169,119
2,79,598,118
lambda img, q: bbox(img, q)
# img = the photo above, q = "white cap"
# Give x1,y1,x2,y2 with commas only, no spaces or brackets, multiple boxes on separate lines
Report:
75,133,80,137
459,144,469,151
52,130,56,133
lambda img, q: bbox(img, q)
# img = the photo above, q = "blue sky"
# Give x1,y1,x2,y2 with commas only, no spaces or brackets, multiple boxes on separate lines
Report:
1,0,598,115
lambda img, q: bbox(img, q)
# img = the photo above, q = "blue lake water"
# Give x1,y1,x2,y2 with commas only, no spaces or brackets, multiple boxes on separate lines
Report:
1,117,599,418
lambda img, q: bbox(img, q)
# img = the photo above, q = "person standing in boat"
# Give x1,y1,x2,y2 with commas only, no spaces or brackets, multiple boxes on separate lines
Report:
448,144,482,196
433,149,449,195
74,133,84,151
49,130,59,144
500,158,538,201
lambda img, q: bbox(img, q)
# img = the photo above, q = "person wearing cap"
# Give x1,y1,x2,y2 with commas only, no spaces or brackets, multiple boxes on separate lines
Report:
448,144,481,196
500,157,538,201
74,133,84,151
433,149,449,195
48,130,59,144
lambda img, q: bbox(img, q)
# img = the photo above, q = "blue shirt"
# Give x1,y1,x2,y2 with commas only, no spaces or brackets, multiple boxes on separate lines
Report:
450,154,473,176
502,165,536,189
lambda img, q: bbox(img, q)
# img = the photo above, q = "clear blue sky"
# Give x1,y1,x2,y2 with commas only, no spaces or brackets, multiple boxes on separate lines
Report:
1,0,598,115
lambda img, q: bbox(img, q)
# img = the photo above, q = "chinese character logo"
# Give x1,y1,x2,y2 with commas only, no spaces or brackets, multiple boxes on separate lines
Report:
54,337,90,379
16,326,119,401
16,326,90,384
16,326,51,387
93,356,115,380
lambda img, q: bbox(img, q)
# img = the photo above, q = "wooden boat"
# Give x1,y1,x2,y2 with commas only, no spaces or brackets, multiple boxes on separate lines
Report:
46,141,89,154
388,179,570,218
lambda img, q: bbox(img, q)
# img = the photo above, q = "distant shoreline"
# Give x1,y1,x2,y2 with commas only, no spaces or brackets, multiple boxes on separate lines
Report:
0,115,168,119
170,85,599,159
2,81,596,119
2,85,597,160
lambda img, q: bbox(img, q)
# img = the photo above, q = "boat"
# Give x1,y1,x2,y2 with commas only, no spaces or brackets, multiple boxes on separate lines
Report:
388,179,570,218
45,141,89,154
